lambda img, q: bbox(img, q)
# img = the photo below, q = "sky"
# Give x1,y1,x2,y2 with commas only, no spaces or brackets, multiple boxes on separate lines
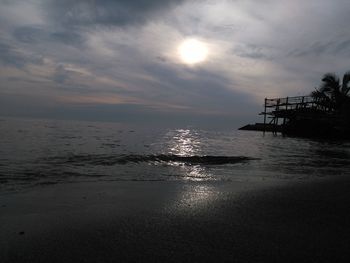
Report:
1,0,350,128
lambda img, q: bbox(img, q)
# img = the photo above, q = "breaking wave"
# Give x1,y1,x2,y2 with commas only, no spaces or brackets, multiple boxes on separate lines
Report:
46,154,258,166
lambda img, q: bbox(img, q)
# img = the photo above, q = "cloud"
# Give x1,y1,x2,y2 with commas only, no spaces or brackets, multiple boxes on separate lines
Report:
44,0,185,27
12,26,46,44
53,64,69,84
233,44,273,60
0,42,44,68
288,38,350,57
12,25,86,48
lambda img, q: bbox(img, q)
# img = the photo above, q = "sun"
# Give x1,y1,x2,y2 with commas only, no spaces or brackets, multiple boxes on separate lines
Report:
178,39,208,65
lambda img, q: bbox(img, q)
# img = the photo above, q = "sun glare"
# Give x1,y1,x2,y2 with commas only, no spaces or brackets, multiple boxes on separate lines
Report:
178,39,208,65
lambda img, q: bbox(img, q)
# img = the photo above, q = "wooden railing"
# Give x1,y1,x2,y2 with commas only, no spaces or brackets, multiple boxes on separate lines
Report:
264,96,315,111
262,96,316,133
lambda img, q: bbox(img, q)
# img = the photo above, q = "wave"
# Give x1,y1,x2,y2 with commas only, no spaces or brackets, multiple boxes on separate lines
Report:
46,154,258,166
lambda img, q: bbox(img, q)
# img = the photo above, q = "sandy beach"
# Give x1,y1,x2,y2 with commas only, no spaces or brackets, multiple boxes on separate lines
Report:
1,177,350,262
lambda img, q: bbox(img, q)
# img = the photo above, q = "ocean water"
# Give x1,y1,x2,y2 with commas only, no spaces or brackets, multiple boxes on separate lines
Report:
1,117,350,192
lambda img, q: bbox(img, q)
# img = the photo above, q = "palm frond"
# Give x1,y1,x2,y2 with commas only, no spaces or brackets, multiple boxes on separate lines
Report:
341,71,350,95
320,73,340,94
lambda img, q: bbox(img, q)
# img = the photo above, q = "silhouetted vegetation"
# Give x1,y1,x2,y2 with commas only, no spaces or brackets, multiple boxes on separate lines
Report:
240,71,350,138
311,72,350,115
284,71,350,138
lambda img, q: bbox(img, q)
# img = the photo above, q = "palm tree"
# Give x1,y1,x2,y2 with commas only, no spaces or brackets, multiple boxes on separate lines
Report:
311,71,350,113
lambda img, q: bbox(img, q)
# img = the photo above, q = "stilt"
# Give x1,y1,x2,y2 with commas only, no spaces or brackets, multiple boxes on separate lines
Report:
261,95,315,135
263,98,267,134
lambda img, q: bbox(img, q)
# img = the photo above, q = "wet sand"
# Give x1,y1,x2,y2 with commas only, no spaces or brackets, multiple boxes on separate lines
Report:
1,177,350,262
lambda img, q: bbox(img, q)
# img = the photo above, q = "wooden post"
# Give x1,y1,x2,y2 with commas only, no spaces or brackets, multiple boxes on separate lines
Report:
275,99,280,134
263,98,267,134
283,97,288,130
301,96,305,108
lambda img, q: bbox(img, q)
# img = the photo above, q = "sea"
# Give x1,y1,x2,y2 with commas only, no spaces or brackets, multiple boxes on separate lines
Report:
1,117,350,193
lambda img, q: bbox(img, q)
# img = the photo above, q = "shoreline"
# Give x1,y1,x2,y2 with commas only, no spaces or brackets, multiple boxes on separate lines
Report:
1,176,350,262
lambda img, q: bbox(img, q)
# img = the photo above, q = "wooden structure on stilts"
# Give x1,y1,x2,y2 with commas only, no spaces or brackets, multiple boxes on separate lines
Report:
240,91,350,138
239,94,349,137
260,96,316,134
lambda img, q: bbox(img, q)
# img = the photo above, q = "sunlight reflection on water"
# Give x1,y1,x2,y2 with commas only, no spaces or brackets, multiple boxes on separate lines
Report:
168,129,201,156
166,129,213,181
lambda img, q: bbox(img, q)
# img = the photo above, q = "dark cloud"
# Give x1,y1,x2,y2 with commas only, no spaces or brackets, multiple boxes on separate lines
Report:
234,44,272,60
0,43,43,68
13,26,86,47
139,61,258,114
53,65,69,84
45,0,185,27
288,38,350,58
6,76,47,85
335,39,350,53
13,26,46,44
0,43,24,67
288,41,334,57
50,30,86,47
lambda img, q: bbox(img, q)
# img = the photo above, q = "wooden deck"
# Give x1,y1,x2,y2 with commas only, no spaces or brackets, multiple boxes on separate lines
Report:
261,96,317,134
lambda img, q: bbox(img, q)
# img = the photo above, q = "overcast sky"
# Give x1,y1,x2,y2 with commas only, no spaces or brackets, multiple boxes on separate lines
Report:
1,0,350,128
